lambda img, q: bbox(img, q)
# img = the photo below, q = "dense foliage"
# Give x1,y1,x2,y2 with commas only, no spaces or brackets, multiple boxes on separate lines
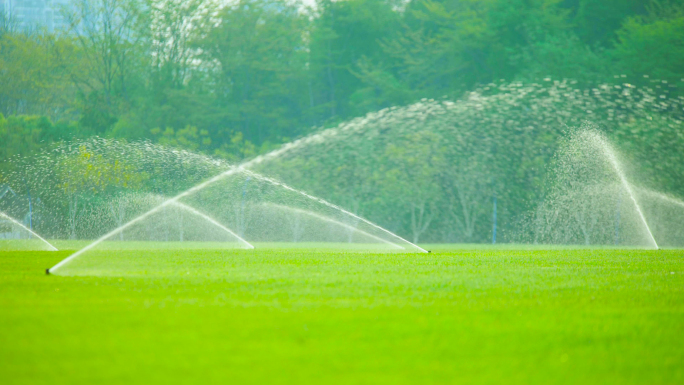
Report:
1,0,683,242
1,0,682,153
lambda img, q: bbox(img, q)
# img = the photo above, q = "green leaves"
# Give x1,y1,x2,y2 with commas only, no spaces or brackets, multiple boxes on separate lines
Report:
613,7,684,86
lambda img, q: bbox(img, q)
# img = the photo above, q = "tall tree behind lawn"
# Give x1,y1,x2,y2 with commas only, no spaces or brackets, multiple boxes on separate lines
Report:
309,0,402,121
201,0,309,145
0,18,75,118
66,0,146,133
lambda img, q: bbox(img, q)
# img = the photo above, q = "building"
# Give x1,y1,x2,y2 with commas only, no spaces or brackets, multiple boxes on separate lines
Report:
0,0,73,32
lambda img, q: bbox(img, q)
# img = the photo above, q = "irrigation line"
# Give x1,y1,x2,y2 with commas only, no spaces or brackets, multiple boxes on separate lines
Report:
247,171,425,252
49,169,245,273
261,202,404,249
170,201,254,249
595,133,659,249
637,188,684,210
0,211,58,251
49,130,427,273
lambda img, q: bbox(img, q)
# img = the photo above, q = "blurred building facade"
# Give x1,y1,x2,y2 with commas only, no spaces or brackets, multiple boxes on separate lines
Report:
0,0,73,32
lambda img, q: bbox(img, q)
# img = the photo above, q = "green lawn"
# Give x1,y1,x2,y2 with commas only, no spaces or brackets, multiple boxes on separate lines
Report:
1,247,683,384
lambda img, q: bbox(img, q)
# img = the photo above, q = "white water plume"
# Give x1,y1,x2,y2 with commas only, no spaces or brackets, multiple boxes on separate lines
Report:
526,127,664,248
49,194,253,273
168,201,254,249
259,203,404,249
11,79,681,250
0,211,58,251
589,131,659,249
632,187,684,248
637,188,684,210
49,164,424,274
239,170,423,251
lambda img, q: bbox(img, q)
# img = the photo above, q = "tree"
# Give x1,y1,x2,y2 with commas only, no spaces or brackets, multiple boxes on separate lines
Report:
66,0,145,133
0,115,76,164
309,0,402,120
379,130,446,243
612,1,684,88
56,146,146,238
151,125,212,153
148,0,205,91
0,29,75,118
201,0,309,144
570,0,647,47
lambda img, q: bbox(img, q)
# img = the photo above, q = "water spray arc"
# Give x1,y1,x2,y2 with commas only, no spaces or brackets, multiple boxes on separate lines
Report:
49,130,346,274
592,132,659,249
243,171,425,252
0,211,58,251
48,146,425,273
637,188,684,210
527,127,676,248
8,79,682,253
260,203,404,249
168,201,254,249
48,168,252,274
48,197,254,273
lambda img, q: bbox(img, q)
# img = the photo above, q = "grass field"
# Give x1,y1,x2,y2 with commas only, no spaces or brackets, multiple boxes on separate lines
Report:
1,247,683,384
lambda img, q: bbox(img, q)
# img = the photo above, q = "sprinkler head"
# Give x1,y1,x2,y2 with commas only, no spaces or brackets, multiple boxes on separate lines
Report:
428,250,431,253
45,269,50,275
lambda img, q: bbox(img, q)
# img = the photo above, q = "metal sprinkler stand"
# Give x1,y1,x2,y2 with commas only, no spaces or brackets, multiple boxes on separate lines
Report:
45,269,50,275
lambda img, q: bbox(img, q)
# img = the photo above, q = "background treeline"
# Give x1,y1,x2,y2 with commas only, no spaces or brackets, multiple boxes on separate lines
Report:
2,0,683,159
1,0,684,243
